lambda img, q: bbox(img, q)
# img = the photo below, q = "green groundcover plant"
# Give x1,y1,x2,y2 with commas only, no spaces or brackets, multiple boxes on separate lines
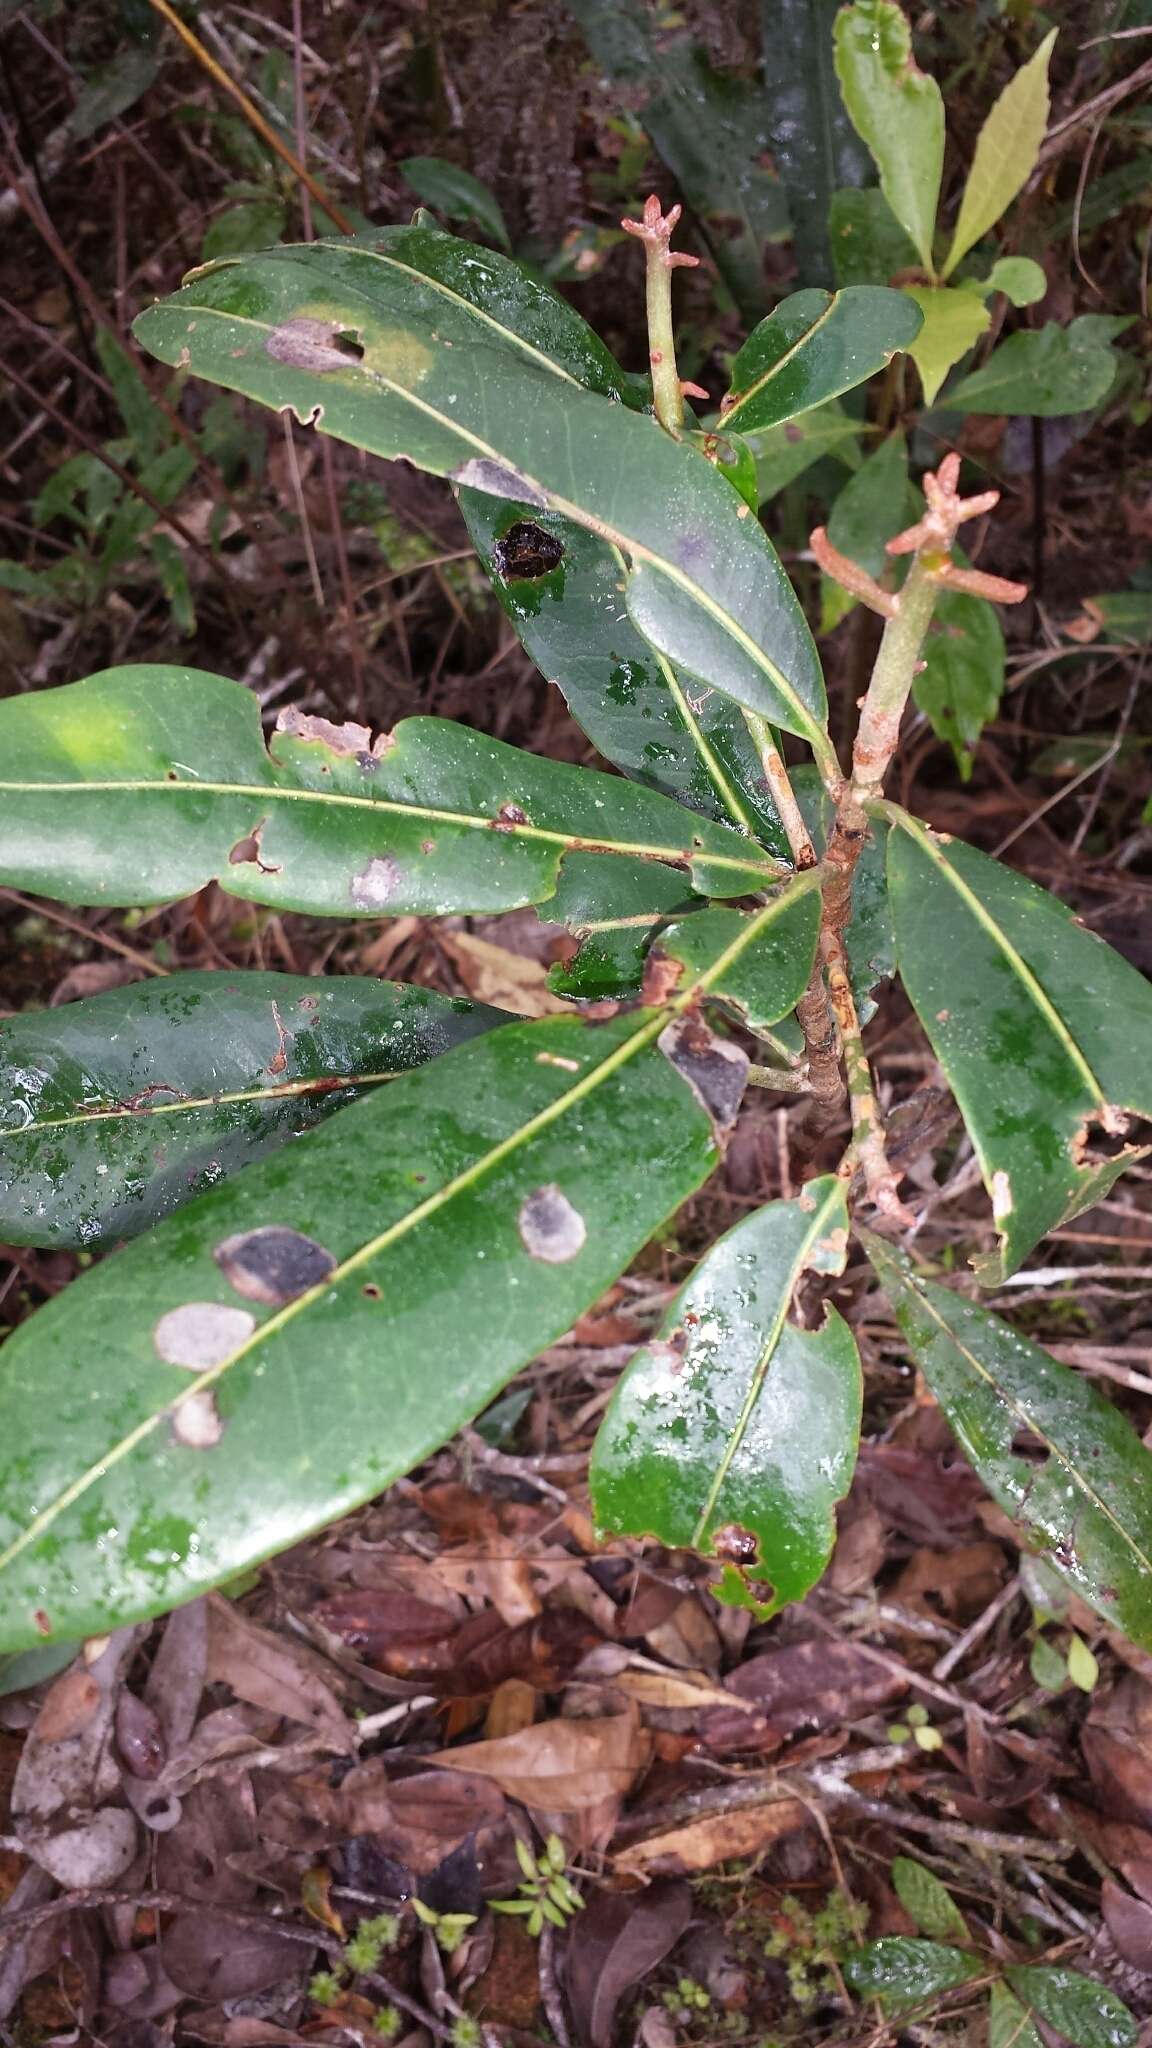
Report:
1,4,1150,1661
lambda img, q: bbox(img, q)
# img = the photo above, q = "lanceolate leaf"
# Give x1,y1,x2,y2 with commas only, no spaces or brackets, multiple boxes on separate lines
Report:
0,669,779,916
759,0,871,288
862,1235,1152,1647
133,239,833,762
942,31,1056,280
833,0,945,276
461,493,789,853
722,288,922,435
0,894,817,1648
1,973,500,1250
591,1179,860,1616
989,1983,1044,2048
400,157,511,250
891,1860,969,1944
885,812,1152,1279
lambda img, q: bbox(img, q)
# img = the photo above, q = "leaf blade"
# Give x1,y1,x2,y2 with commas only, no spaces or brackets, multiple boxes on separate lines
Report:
942,32,1056,279
844,1938,983,2013
722,287,922,435
833,1,945,275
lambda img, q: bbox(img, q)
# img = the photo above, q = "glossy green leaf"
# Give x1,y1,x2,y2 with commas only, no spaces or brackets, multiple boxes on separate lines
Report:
891,1860,969,1944
844,1939,983,2013
545,854,695,1001
591,1178,859,1615
1,972,500,1250
722,288,922,435
1004,1968,1137,2048
400,157,510,249
829,187,918,288
0,668,780,916
653,876,823,1034
913,589,1004,780
947,317,1129,416
903,285,990,406
833,0,945,275
942,32,1056,279
133,235,831,759
759,0,871,287
744,400,863,502
862,1235,1152,1647
886,813,1152,1278
0,889,800,1648
460,493,789,853
990,1984,1045,2048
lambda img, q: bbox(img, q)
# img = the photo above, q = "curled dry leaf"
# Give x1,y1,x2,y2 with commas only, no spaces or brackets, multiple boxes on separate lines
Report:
614,1796,810,1878
565,1881,693,2048
205,1595,351,1746
428,1702,651,1818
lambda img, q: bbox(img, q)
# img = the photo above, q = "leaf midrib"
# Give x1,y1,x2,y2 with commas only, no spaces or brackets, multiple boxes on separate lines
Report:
4,1069,403,1138
722,293,840,431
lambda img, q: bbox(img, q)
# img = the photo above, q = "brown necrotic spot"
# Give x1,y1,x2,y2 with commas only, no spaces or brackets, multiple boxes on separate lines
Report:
518,1184,587,1264
491,521,565,581
711,1523,760,1568
265,319,365,371
171,1389,224,1449
350,854,403,911
154,1301,256,1369
214,1225,336,1306
658,1015,749,1140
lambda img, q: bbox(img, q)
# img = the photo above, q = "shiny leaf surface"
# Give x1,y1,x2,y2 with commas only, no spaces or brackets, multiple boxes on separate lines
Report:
833,1,945,274
1,973,499,1250
829,187,918,288
0,669,778,914
545,855,695,1001
745,401,862,503
862,1235,1152,1647
723,288,921,435
913,589,1004,781
134,237,831,757
886,812,1152,1278
844,1939,983,2013
891,1860,969,1943
1003,1968,1136,2048
758,0,870,287
654,878,822,1035
942,32,1056,279
591,1179,860,1616
400,157,510,249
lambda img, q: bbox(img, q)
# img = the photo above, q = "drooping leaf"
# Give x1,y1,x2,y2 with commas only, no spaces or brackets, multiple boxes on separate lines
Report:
722,288,922,435
1,973,500,1250
989,1983,1044,2048
833,0,945,275
565,0,788,318
0,669,778,916
134,237,832,761
1003,1967,1137,2048
946,316,1131,417
913,588,1004,780
591,1179,859,1615
885,812,1152,1277
745,400,863,502
758,0,871,287
844,1938,983,2013
942,32,1056,279
862,1235,1152,1648
461,493,789,852
400,157,510,249
903,285,991,406
0,895,797,1648
890,1860,970,1944
545,855,696,1001
828,187,919,288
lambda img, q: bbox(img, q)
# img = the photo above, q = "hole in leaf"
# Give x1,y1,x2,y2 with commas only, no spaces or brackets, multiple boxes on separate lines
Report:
491,520,565,581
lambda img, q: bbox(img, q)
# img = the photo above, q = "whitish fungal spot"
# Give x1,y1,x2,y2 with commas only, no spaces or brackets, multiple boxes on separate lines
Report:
154,1302,255,1369
265,318,364,371
658,1015,749,1139
214,1225,336,1306
453,457,547,508
518,1184,587,1264
991,1170,1013,1223
350,855,403,911
171,1389,224,1449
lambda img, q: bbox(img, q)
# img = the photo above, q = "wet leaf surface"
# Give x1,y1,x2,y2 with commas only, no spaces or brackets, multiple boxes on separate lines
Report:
723,287,921,435
844,1936,984,2012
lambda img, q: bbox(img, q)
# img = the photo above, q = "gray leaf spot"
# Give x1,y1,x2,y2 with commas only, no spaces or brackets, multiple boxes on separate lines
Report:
658,1015,749,1139
265,318,364,371
518,1184,587,1264
171,1389,224,1449
453,457,547,509
154,1302,256,1369
214,1225,336,1306
351,854,403,911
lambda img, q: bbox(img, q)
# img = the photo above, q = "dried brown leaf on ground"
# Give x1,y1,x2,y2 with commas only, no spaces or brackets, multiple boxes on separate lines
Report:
438,930,574,1015
613,1795,812,1877
565,1880,693,2048
429,1701,651,1819
205,1596,352,1745
11,1632,140,1887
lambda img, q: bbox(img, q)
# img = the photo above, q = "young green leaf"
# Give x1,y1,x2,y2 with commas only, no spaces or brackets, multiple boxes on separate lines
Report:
833,0,945,276
890,1859,969,1944
133,239,833,763
652,883,823,1033
861,1236,1152,1648
721,287,922,435
759,0,871,287
1003,1968,1137,2048
545,855,696,1002
902,285,991,406
400,157,510,249
1066,1634,1099,1693
989,1982,1045,2048
844,1938,983,2013
1,973,500,1250
913,589,1004,781
591,1179,860,1616
1029,1635,1069,1693
941,32,1056,280
0,669,778,916
946,317,1130,416
885,812,1152,1278
968,256,1047,308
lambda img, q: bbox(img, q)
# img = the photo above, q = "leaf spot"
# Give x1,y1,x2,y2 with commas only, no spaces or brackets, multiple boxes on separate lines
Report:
453,457,547,508
214,1225,337,1306
711,1523,760,1568
658,1015,749,1140
518,1184,587,1264
171,1389,224,1449
265,318,365,371
154,1301,256,1369
351,854,403,911
991,1169,1014,1223
491,520,564,580
228,820,281,875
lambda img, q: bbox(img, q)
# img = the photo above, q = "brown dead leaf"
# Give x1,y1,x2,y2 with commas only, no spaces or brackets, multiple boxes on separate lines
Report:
566,1882,692,2048
1103,1878,1152,1973
206,1596,351,1745
438,931,574,1016
893,1541,1005,1621
429,1702,650,1817
485,1679,537,1738
312,1589,457,1658
719,1636,907,1736
12,1631,140,1887
615,1669,747,1713
1083,1676,1152,1827
50,959,141,1006
614,1797,809,1877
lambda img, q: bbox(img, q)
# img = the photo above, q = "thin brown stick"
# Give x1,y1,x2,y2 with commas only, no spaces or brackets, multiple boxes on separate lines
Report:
0,890,169,978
